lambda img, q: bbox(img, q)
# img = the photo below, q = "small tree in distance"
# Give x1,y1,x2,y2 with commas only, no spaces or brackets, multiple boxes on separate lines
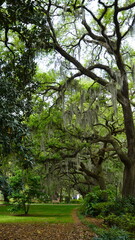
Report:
9,169,41,215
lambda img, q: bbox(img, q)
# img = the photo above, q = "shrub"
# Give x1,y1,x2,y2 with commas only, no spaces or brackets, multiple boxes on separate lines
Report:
93,227,130,240
102,197,135,217
9,191,30,214
104,213,135,232
80,187,135,233
96,197,135,232
80,187,115,216
90,201,113,217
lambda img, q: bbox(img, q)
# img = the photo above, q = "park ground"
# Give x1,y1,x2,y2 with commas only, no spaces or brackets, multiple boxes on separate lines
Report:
0,205,103,240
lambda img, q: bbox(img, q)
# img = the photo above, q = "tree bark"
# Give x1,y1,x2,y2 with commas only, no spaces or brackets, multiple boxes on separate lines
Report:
122,163,135,197
120,84,135,197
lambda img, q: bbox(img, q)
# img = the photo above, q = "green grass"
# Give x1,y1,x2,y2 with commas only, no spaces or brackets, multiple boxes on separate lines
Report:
0,204,78,224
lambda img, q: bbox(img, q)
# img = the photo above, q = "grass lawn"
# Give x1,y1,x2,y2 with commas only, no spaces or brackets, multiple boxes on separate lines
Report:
0,204,78,224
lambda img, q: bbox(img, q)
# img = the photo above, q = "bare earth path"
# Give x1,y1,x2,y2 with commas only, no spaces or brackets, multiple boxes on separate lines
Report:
0,210,97,240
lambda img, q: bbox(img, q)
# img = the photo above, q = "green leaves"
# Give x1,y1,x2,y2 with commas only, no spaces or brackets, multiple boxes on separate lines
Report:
9,169,41,214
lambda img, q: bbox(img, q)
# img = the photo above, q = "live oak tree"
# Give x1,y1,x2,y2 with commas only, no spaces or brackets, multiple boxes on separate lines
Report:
28,79,123,199
1,1,135,197
25,0,134,197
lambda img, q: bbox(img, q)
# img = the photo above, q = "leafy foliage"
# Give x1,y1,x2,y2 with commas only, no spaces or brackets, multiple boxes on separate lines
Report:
93,227,130,240
80,187,115,216
104,214,135,232
9,169,41,214
0,0,135,213
101,197,135,232
81,193,135,233
101,197,135,217
0,173,10,202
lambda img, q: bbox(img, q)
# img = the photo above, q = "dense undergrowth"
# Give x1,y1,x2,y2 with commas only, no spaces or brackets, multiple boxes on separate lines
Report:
80,187,135,240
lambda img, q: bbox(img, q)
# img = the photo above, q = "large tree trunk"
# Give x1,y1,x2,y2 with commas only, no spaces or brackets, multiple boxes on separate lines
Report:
117,72,135,197
122,163,135,197
121,102,135,197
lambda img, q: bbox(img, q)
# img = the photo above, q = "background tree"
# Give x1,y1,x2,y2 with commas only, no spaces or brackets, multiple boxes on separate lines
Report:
27,71,124,199
0,1,38,155
0,1,41,202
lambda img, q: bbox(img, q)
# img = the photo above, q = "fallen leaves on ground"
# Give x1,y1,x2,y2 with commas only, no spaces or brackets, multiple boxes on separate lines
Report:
0,223,95,240
0,209,101,240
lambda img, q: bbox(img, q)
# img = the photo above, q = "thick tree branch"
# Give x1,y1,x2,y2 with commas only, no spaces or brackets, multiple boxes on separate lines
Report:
118,2,135,11
88,64,117,80
113,0,122,51
55,44,108,86
101,136,129,166
82,19,105,42
79,162,99,180
82,133,129,166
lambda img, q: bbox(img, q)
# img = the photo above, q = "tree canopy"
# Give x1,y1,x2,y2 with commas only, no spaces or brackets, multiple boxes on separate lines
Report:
0,0,135,199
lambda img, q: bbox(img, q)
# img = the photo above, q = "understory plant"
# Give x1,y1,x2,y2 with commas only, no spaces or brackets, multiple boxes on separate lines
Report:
104,213,135,233
9,191,31,215
9,169,41,215
93,227,130,240
80,187,135,234
80,186,115,216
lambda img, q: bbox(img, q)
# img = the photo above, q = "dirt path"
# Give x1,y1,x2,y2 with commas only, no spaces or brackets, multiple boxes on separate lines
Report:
0,210,96,240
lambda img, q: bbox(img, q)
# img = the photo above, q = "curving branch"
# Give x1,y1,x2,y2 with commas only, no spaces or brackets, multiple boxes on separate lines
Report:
79,162,99,180
4,27,15,58
118,2,135,11
113,0,122,51
122,15,135,39
82,19,105,42
55,43,108,86
87,63,117,80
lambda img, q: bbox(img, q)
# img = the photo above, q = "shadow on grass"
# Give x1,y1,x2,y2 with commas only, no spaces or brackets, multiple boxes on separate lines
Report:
13,214,69,217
